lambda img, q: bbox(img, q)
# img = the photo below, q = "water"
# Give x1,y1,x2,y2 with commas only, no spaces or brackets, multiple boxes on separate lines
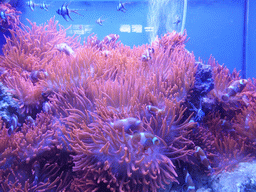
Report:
0,0,255,192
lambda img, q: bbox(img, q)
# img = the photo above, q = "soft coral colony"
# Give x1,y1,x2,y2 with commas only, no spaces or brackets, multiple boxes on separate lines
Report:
0,17,256,192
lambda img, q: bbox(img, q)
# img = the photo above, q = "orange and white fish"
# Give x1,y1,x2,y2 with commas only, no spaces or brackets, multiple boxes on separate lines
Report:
146,105,164,116
42,101,51,113
183,168,196,192
222,79,248,101
102,34,119,44
219,119,235,132
30,69,48,83
142,48,154,62
110,117,143,133
128,132,160,150
244,113,251,129
55,43,75,56
8,114,18,135
101,50,111,57
194,146,212,170
32,161,40,185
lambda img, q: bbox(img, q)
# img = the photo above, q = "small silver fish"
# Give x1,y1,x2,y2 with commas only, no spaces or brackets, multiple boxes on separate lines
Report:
56,2,83,22
39,2,50,11
173,15,181,25
96,17,106,26
117,2,129,13
26,0,38,11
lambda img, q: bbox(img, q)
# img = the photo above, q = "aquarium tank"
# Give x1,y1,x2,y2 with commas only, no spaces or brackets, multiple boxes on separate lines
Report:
0,0,256,191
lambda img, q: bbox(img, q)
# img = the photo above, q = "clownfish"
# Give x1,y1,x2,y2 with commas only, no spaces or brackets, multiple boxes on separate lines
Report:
129,132,160,151
194,146,212,170
183,168,196,192
221,79,248,101
42,101,51,113
32,161,40,185
244,113,251,130
30,69,48,84
110,117,143,133
146,105,164,116
220,119,235,132
55,43,75,56
101,50,111,57
8,114,18,135
102,34,119,44
26,116,36,127
142,48,154,62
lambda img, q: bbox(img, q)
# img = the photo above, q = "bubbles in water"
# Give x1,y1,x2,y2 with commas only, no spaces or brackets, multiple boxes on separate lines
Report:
147,0,187,43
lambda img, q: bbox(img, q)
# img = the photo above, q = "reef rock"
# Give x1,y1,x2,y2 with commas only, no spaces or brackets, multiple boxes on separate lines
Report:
211,161,256,192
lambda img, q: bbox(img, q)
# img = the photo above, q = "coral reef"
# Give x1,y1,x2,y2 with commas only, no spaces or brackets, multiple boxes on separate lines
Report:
211,161,256,192
0,17,256,192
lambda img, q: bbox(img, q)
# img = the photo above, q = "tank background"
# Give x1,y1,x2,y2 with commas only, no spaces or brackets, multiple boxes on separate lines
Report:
247,0,256,79
1,0,255,78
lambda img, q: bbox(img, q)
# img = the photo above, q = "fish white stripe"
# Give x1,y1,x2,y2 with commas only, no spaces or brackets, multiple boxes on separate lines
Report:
140,132,146,144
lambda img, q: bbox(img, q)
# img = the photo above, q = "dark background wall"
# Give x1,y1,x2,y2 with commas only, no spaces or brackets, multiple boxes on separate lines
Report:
0,0,254,78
